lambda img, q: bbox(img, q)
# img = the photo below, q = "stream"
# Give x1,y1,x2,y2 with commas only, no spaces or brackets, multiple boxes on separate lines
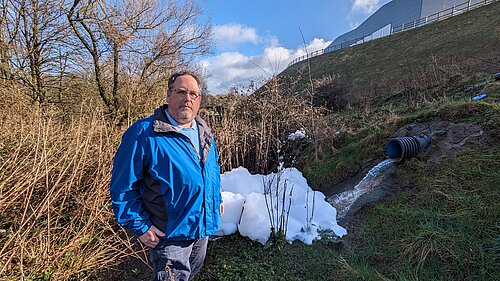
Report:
328,159,396,219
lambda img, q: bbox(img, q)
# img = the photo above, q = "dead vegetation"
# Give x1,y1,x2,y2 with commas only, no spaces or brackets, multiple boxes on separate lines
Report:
202,76,341,174
0,1,498,279
0,75,344,279
0,87,149,280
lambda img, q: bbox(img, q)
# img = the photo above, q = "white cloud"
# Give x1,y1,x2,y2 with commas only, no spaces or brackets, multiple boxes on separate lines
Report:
348,19,362,29
301,38,333,54
199,38,332,95
348,0,389,29
351,0,381,14
212,24,259,49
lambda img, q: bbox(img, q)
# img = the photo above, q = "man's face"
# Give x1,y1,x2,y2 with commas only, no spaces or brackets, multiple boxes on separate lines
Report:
167,75,201,127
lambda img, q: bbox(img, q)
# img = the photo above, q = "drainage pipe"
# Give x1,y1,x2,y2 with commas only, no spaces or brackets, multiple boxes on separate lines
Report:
386,135,433,163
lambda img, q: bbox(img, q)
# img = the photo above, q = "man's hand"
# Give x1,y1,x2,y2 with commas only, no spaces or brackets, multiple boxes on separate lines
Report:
220,203,224,216
138,225,165,248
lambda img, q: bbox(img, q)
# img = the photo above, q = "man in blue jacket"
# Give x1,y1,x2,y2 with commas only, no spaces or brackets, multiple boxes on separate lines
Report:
110,71,223,281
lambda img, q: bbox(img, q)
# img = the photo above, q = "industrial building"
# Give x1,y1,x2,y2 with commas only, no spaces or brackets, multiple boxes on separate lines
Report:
327,0,479,50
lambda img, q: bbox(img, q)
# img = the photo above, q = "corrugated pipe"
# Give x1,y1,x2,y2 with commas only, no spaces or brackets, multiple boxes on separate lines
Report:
386,135,433,163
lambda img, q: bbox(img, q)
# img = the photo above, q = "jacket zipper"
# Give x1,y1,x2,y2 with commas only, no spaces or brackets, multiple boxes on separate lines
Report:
174,131,207,236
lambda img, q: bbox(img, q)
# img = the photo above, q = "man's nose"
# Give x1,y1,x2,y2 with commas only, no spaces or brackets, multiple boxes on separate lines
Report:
181,92,193,101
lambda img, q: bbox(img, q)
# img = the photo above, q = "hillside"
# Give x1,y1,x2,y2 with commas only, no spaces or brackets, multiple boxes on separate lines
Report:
280,1,499,107
270,1,500,192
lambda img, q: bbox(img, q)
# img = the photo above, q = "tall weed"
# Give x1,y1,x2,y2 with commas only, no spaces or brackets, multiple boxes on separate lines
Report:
0,88,146,280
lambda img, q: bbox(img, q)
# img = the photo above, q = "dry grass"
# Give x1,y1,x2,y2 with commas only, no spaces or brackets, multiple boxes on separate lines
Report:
202,76,338,174
0,86,148,280
335,256,391,281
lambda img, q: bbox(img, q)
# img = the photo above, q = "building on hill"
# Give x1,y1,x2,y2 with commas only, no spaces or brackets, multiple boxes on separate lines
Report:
327,0,477,49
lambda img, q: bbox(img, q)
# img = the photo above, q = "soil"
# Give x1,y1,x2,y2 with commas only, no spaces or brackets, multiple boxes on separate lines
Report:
97,241,151,281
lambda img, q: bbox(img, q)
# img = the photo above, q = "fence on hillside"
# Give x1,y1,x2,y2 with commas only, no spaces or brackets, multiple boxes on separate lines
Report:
287,0,497,67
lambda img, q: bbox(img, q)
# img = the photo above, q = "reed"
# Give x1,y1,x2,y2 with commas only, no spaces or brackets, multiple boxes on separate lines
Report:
0,88,148,280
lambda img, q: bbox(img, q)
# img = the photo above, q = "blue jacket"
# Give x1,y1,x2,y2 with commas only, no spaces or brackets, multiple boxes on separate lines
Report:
110,105,222,240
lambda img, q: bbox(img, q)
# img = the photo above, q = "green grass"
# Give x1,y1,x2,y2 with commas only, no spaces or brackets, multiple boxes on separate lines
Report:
347,148,500,280
300,124,390,190
197,234,343,281
274,1,500,192
198,58,500,281
2,1,499,280
145,3,500,279
197,79,500,279
299,78,500,190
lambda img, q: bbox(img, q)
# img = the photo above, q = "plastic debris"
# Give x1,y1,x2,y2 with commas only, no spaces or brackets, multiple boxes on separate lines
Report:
471,93,488,101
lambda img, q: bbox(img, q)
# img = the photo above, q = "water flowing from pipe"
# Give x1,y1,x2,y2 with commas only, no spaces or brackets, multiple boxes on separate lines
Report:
329,159,396,219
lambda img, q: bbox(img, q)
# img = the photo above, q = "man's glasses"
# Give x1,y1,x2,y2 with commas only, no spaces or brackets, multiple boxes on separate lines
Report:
170,88,201,99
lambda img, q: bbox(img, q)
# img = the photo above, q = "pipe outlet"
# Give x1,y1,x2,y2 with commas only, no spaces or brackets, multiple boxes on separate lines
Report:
386,135,432,163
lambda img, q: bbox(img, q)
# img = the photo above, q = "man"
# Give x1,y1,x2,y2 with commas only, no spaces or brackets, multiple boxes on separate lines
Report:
110,71,223,281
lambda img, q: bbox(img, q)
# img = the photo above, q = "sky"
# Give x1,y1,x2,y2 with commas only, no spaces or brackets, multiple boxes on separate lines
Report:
198,0,391,94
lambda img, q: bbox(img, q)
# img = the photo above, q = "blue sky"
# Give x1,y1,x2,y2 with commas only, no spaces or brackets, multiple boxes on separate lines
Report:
198,0,391,94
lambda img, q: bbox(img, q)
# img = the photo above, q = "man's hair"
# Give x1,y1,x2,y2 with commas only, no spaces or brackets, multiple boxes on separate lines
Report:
167,71,202,90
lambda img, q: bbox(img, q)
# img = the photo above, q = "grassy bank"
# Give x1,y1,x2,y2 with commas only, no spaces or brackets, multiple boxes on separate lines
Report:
346,148,499,280
196,81,500,280
195,147,499,280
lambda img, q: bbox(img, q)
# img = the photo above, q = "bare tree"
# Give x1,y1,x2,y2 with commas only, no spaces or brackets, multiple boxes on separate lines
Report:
0,0,11,79
1,0,211,114
67,0,212,119
1,0,68,105
67,0,113,113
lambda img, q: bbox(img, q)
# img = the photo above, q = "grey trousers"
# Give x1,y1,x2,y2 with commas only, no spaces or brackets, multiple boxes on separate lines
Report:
149,236,209,281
